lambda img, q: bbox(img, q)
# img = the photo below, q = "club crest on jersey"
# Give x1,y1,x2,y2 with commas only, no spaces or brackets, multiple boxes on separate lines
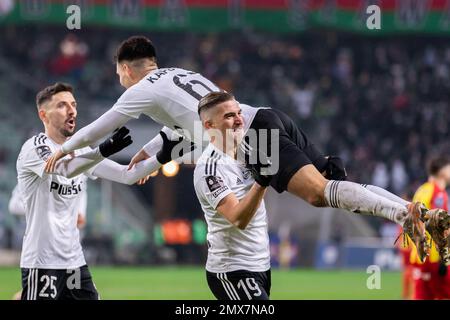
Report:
205,175,228,198
242,169,252,180
36,145,51,161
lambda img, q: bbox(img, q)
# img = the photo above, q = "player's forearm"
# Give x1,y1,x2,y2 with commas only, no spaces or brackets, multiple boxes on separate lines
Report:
61,110,131,154
142,126,173,156
54,148,104,178
91,156,162,185
229,184,266,230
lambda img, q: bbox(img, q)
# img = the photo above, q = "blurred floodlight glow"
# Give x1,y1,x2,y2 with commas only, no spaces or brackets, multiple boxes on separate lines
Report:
162,161,179,177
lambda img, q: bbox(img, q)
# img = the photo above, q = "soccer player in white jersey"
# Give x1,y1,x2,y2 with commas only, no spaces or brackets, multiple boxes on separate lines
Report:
44,36,450,264
194,92,271,300
17,82,183,300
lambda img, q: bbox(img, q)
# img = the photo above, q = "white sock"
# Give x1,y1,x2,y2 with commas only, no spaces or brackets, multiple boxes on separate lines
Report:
324,180,408,226
360,184,410,207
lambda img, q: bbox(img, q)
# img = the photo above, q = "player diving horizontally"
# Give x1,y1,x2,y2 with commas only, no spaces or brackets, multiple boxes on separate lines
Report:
17,82,183,300
43,35,450,264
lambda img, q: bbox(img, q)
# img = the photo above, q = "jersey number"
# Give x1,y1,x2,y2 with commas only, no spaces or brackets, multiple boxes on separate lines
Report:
173,72,214,100
39,275,57,298
237,277,262,300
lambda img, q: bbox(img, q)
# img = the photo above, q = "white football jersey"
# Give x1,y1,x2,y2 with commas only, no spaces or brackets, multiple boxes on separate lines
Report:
112,67,259,146
17,133,95,269
194,144,270,273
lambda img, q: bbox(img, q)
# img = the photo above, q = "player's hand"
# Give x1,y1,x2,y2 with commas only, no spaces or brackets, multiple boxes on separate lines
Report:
99,127,133,158
325,156,347,180
249,165,272,187
45,149,67,173
136,174,152,185
243,143,273,188
156,131,194,165
128,148,150,170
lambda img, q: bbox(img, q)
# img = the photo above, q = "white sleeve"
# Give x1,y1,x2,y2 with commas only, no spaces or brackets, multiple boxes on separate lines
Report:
112,85,154,119
19,141,103,179
53,148,105,178
90,156,162,185
77,183,87,218
8,185,26,216
195,173,233,210
61,109,132,154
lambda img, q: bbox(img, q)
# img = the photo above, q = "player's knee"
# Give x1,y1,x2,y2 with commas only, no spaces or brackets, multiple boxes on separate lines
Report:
305,192,327,207
302,183,327,207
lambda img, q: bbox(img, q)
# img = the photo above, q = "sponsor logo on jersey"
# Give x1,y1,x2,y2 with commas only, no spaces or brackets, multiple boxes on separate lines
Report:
50,180,83,196
236,177,243,185
212,186,228,198
36,145,52,161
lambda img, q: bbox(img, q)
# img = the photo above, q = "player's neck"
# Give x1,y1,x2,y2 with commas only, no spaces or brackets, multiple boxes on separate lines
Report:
45,128,66,145
142,64,158,76
211,140,237,160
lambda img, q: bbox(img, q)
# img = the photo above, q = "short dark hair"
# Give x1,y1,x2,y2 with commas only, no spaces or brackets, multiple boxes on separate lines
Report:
198,91,235,116
36,82,73,109
115,36,157,63
427,156,450,176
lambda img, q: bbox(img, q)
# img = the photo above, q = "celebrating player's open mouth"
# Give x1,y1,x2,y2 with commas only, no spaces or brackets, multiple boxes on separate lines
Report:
65,118,76,131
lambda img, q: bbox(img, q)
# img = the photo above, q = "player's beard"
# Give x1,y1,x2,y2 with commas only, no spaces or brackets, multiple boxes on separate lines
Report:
60,128,75,137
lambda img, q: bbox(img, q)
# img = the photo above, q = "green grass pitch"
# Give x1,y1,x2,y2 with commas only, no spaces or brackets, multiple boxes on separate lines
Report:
0,267,401,300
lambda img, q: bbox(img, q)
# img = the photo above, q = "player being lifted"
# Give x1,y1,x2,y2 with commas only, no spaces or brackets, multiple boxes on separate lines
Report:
44,36,450,263
17,82,183,300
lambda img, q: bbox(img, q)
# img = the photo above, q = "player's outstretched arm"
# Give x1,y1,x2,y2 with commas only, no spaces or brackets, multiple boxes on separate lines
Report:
128,127,177,170
216,184,267,230
91,156,161,185
45,109,132,173
53,127,133,178
95,130,191,185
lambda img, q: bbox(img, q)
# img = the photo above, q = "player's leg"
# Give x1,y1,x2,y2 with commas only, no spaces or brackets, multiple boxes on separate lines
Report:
270,109,412,208
247,108,428,259
286,166,429,259
61,265,99,300
268,108,329,174
21,268,65,300
361,184,410,206
206,270,270,301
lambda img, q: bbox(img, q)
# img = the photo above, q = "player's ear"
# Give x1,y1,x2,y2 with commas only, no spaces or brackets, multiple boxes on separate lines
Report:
204,120,215,129
124,63,133,77
38,108,47,123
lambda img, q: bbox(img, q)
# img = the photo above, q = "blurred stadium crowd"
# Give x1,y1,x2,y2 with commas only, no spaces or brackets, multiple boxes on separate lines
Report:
1,26,449,198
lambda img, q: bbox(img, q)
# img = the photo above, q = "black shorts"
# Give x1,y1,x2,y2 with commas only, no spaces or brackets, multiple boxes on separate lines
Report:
247,108,327,193
21,265,99,300
206,269,271,301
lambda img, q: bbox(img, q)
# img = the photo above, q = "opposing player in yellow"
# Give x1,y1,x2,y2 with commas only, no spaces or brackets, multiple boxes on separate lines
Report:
405,156,450,299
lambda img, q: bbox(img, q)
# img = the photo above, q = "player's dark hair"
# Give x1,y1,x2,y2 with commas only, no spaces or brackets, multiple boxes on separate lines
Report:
198,91,235,116
36,82,73,109
427,156,450,176
115,36,157,63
